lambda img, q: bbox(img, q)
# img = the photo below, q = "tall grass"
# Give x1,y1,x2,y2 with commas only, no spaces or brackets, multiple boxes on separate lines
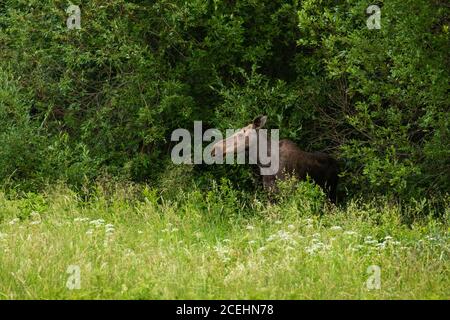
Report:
0,181,448,299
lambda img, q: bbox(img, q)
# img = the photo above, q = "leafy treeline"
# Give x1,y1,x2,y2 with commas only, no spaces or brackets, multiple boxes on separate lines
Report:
0,0,448,199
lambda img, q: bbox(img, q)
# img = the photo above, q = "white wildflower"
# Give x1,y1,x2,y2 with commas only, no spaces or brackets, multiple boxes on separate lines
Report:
30,211,41,219
277,230,291,241
89,219,105,227
375,242,386,249
8,218,19,225
105,223,115,235
194,231,203,238
214,244,230,261
305,242,324,255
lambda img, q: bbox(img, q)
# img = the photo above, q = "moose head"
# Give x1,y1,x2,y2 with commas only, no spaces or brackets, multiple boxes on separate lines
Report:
210,115,267,158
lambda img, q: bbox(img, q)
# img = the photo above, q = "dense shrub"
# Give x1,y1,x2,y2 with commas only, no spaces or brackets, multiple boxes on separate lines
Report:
0,67,49,188
0,0,448,202
296,0,449,198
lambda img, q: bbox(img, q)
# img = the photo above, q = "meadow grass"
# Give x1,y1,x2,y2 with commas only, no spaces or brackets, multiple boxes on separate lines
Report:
0,182,448,299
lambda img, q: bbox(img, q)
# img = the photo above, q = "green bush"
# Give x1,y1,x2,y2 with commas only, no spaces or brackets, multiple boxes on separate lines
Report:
0,67,48,189
296,0,449,198
0,0,448,203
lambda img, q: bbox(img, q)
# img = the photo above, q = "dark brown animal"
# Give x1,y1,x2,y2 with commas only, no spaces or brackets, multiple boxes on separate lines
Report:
263,139,339,202
211,115,339,202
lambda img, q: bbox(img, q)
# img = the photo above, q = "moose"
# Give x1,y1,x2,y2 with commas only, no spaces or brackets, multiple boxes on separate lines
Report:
211,115,339,203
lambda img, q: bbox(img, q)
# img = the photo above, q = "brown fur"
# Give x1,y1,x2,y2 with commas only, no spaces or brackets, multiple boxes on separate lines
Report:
262,139,339,203
211,115,339,202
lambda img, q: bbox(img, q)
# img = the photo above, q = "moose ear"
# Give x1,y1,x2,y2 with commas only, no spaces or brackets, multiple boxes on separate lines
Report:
253,115,267,129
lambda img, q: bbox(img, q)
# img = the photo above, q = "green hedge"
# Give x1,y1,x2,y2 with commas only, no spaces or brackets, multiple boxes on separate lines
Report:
0,0,448,200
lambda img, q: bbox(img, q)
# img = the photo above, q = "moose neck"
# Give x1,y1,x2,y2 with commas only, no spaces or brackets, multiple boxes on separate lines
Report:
254,129,278,174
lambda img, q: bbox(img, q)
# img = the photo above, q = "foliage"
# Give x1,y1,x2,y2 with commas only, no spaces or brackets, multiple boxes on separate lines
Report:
0,183,448,299
0,0,448,201
297,0,449,197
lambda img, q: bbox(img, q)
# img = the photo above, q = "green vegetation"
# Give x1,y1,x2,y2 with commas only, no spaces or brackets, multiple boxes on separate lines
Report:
1,0,448,198
0,182,448,299
0,0,449,299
